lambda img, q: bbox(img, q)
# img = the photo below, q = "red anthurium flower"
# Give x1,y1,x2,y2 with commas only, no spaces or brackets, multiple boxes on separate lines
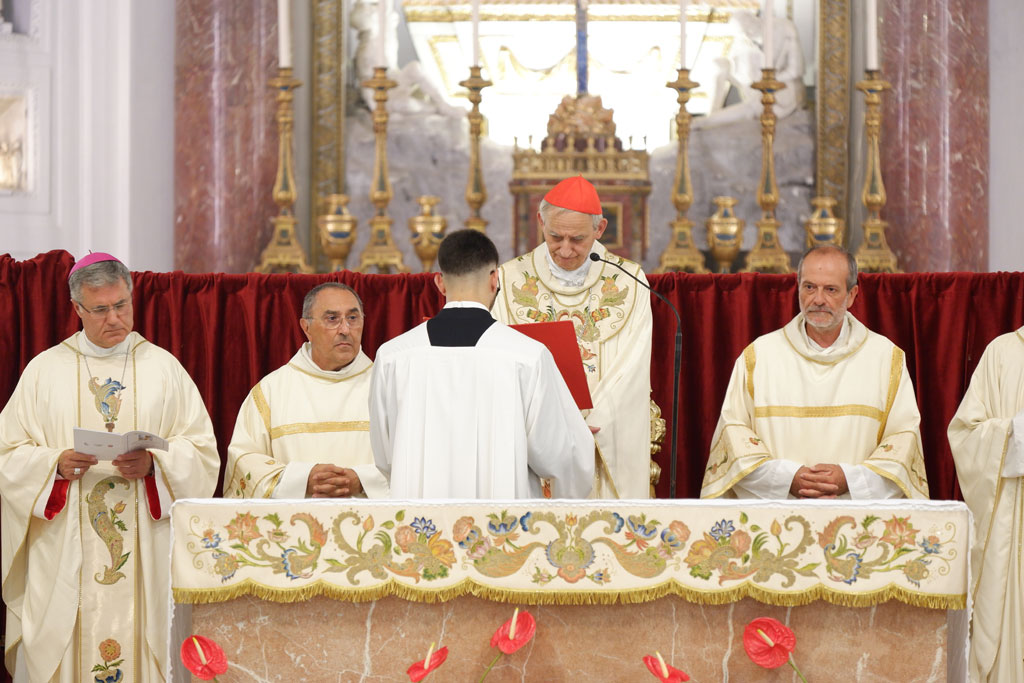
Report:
643,652,690,682
743,617,796,668
407,644,449,682
490,608,536,654
180,634,228,681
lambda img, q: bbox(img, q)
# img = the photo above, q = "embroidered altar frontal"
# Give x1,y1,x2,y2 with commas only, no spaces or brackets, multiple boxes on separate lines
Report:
171,499,968,609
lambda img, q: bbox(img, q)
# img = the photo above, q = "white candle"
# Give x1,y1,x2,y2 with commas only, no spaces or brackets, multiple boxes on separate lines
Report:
679,0,687,69
377,0,387,67
865,0,879,70
472,0,480,66
277,0,292,69
762,0,773,69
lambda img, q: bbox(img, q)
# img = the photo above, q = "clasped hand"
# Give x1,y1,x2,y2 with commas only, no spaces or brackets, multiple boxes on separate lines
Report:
306,464,362,498
790,464,848,498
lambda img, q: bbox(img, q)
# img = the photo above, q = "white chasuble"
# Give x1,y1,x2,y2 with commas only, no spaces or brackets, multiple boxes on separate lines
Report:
493,241,653,499
948,329,1024,682
224,345,388,499
702,313,928,500
0,332,219,682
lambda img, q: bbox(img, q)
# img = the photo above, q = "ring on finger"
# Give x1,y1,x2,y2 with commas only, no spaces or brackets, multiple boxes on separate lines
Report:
73,467,81,476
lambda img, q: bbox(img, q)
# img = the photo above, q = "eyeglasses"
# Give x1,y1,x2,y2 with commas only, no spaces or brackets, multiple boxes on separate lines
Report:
76,299,132,319
308,312,364,330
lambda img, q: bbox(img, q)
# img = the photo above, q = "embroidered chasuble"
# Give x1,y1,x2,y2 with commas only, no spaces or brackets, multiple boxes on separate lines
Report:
948,328,1024,682
0,331,218,682
493,242,653,499
224,345,388,499
701,313,928,500
370,302,595,499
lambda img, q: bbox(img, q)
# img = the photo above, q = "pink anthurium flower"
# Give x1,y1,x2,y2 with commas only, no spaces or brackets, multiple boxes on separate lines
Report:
643,651,690,682
743,617,808,682
407,642,448,682
480,608,537,681
180,635,228,681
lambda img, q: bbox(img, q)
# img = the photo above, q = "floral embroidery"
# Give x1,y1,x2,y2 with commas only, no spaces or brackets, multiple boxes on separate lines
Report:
92,638,124,683
88,478,131,585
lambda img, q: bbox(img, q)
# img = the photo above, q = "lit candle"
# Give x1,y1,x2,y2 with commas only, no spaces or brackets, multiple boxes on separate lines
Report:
865,0,879,70
472,0,480,66
377,0,387,67
679,0,687,69
762,0,773,69
277,0,292,69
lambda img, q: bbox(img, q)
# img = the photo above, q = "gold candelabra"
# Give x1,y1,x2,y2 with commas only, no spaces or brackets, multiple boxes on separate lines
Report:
317,194,358,271
743,68,792,273
460,66,492,232
854,71,901,273
255,68,313,273
655,69,708,274
409,195,447,271
804,196,845,248
356,67,409,273
706,196,744,273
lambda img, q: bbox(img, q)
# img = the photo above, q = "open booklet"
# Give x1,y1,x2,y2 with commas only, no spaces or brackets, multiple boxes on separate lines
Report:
73,428,168,460
510,320,593,411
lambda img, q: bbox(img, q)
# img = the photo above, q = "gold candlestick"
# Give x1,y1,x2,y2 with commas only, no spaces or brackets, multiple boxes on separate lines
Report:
804,196,845,248
707,196,744,273
854,71,901,273
255,68,313,273
655,68,709,274
460,66,492,232
356,67,409,274
317,194,358,271
409,195,447,272
743,68,792,273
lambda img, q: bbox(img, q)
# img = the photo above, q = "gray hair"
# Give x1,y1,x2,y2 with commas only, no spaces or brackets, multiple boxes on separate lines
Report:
538,199,604,231
302,282,363,319
68,260,133,302
796,245,858,291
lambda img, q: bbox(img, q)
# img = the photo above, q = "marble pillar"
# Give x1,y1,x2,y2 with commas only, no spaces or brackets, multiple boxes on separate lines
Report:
174,0,280,273
879,0,988,272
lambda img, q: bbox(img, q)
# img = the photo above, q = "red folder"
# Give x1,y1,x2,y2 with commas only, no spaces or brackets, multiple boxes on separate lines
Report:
510,320,593,410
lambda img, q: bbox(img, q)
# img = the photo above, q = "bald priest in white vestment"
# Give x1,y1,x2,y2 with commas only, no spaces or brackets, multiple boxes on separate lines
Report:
0,253,219,683
370,229,595,499
948,329,1024,682
701,246,929,500
224,283,388,499
492,175,653,499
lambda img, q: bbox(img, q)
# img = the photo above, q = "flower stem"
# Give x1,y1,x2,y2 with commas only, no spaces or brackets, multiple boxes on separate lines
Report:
788,655,809,683
478,652,503,682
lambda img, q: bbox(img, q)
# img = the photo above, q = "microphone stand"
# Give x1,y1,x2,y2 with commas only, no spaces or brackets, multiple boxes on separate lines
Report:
590,253,682,498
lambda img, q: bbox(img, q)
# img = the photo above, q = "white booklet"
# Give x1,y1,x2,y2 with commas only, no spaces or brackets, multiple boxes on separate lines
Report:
73,428,168,461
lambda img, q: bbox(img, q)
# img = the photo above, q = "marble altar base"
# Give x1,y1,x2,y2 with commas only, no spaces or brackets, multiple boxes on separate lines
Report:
181,594,952,682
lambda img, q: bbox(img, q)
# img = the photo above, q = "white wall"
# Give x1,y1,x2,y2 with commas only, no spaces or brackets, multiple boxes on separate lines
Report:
987,0,1024,272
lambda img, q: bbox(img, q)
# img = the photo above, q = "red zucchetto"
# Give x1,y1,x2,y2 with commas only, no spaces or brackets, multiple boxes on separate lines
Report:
543,176,602,215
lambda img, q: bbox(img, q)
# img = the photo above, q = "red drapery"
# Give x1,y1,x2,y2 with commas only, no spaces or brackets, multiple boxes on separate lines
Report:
3,250,1022,501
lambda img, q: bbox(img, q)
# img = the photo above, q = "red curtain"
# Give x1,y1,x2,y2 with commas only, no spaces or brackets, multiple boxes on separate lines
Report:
2,250,1022,502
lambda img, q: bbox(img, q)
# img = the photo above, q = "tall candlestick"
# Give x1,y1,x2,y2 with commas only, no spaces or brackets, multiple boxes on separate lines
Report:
762,0,773,69
471,0,480,65
377,0,387,67
865,0,879,70
277,0,292,69
679,0,687,68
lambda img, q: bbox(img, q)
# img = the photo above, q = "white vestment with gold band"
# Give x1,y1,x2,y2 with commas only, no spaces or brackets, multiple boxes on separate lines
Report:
0,331,218,682
493,241,653,499
224,345,388,499
948,328,1024,683
701,313,928,500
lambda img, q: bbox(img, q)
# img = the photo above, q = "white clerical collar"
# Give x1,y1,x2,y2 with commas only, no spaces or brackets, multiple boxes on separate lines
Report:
443,301,490,311
78,332,130,357
544,249,595,288
296,342,371,380
800,315,850,354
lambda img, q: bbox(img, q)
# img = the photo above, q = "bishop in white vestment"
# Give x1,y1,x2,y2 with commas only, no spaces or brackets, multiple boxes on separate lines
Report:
371,230,595,499
224,283,388,499
0,254,218,682
702,247,928,500
492,176,653,499
948,328,1024,682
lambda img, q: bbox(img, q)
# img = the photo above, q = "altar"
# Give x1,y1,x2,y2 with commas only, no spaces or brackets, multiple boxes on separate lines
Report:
169,499,970,681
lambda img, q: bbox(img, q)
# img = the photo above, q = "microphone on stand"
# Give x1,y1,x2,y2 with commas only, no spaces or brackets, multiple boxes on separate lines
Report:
589,252,683,498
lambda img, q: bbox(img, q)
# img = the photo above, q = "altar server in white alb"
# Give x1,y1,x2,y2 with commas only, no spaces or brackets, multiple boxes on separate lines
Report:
370,229,595,499
701,245,929,499
0,253,219,682
224,282,388,499
492,175,653,499
948,329,1024,682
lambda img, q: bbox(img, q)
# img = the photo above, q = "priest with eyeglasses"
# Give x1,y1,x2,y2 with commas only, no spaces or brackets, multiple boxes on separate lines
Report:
224,282,389,500
0,252,219,682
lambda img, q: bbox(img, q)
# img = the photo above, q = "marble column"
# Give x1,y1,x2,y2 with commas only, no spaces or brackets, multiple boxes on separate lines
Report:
174,0,280,273
878,0,988,272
